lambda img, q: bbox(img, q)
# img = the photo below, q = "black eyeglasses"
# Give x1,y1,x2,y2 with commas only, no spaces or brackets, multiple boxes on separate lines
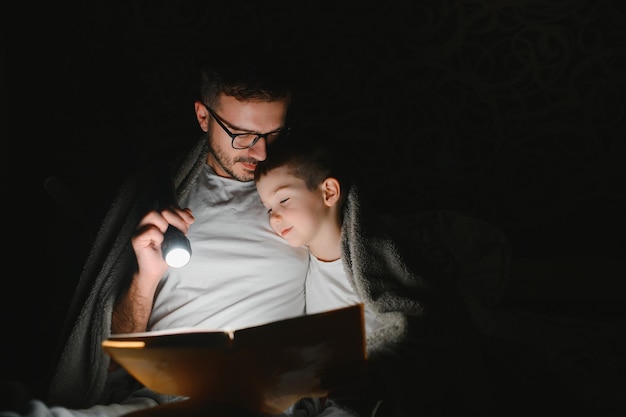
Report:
204,104,289,150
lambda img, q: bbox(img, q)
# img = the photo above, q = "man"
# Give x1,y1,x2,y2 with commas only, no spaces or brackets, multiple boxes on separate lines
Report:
110,66,307,336
3,55,316,417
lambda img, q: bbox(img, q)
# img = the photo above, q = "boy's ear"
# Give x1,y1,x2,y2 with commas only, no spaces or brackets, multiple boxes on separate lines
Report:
322,177,341,207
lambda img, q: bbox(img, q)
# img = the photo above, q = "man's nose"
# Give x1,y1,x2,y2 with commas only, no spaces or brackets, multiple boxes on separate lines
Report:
248,137,267,161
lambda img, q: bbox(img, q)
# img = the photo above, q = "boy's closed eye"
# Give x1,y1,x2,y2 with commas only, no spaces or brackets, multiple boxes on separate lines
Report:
265,197,290,215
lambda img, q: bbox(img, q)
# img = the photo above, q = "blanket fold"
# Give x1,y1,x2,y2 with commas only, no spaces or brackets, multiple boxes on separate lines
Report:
336,187,511,416
47,138,209,408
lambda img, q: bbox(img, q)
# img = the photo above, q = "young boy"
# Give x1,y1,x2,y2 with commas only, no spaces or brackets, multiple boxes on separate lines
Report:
253,133,384,335
254,131,512,416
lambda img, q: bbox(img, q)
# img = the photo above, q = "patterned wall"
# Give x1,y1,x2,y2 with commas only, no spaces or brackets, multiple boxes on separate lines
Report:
23,0,624,261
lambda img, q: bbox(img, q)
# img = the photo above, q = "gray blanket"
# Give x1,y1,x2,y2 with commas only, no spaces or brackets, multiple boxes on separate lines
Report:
335,188,511,416
46,135,512,416
47,138,210,408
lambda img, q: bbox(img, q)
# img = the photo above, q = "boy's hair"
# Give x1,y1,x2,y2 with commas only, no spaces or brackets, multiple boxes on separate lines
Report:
198,51,293,109
255,130,352,209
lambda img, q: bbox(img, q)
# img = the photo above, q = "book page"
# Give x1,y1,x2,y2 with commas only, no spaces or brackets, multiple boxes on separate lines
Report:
102,304,367,415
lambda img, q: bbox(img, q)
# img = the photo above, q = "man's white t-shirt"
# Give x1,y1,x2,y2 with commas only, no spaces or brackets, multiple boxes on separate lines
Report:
149,163,309,331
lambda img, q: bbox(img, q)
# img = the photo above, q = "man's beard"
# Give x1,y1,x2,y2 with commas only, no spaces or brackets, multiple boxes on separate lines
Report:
208,143,256,182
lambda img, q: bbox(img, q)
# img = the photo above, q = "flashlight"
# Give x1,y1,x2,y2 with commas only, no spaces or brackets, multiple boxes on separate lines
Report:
162,225,192,268
155,161,192,268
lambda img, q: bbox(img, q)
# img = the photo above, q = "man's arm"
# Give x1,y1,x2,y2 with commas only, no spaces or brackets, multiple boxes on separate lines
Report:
111,272,161,334
111,207,195,334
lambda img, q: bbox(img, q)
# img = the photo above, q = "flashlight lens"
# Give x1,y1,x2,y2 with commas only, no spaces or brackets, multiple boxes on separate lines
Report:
162,226,192,268
165,247,191,268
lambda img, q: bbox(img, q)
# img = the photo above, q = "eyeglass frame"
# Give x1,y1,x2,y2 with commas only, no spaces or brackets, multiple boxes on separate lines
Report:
203,104,289,150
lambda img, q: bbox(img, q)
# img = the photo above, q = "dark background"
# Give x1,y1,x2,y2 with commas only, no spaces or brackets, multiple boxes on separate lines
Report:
3,0,626,410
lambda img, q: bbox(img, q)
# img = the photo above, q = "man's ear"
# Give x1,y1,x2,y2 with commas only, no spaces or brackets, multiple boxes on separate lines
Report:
194,101,210,132
322,178,341,207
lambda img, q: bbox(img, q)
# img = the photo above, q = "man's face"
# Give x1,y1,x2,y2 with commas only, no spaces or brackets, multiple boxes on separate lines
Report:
195,94,289,182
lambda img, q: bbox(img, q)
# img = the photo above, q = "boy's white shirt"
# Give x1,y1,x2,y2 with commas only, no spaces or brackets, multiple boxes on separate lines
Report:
306,254,384,336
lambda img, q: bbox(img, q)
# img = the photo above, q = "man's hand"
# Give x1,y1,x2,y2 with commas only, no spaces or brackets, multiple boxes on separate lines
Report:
132,207,194,282
111,207,194,335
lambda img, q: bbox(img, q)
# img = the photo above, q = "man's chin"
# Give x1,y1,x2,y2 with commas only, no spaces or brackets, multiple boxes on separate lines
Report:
234,170,255,182
236,163,257,181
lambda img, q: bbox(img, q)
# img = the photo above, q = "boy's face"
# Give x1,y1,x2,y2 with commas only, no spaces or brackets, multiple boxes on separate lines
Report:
256,166,332,248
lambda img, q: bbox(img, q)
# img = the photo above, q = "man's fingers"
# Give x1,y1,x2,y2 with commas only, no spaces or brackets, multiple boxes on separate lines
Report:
161,207,195,233
137,210,170,233
132,223,165,249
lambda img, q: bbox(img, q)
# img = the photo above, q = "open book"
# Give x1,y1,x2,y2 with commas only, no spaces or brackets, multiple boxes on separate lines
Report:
102,304,367,416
